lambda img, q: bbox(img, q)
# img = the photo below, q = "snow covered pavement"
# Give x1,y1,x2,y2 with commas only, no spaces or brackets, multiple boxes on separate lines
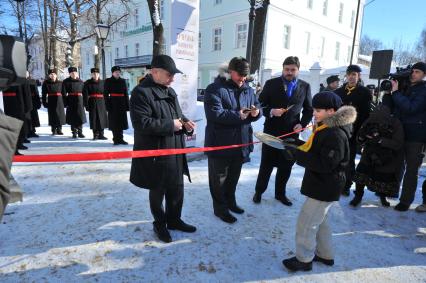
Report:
1,110,425,282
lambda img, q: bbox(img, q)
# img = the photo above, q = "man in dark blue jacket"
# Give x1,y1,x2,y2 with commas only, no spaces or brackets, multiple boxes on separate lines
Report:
204,57,262,224
391,62,426,212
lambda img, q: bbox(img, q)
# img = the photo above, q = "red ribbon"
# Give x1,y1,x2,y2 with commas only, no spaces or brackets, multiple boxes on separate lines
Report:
13,125,312,163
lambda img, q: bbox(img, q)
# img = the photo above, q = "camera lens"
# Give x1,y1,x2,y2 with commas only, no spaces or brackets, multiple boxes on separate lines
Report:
380,80,392,92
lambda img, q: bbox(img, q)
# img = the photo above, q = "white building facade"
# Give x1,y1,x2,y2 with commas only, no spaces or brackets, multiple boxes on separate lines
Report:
198,0,365,88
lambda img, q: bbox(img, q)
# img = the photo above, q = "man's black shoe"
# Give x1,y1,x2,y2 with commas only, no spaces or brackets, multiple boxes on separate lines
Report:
394,202,410,211
98,135,108,140
28,132,39,138
380,196,390,207
153,223,172,243
282,257,312,272
313,255,334,266
349,195,363,207
78,133,85,138
119,140,128,145
276,195,293,206
57,131,64,135
253,192,261,204
229,205,244,214
23,138,31,143
167,220,196,233
214,212,237,224
18,144,28,150
72,133,77,139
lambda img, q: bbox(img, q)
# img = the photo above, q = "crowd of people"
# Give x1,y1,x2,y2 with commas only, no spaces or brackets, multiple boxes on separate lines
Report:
1,54,425,273
2,65,131,155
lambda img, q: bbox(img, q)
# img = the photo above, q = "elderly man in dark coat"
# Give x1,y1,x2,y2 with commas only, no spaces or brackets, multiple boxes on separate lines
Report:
204,57,262,224
104,65,130,145
130,55,196,243
42,69,66,135
83,68,108,140
253,56,313,206
63,67,86,138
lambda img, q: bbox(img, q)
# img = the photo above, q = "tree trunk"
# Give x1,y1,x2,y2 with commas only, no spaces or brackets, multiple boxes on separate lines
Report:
250,0,269,75
147,0,164,56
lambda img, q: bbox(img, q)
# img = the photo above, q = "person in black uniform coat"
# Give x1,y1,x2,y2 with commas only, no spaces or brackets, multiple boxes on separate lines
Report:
83,68,108,140
104,66,129,145
28,76,41,138
334,64,372,196
21,74,33,143
42,69,66,135
62,67,86,138
130,55,197,243
2,84,27,153
253,56,313,206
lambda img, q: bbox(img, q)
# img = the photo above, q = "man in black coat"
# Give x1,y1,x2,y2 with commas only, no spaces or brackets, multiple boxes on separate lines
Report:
83,68,108,140
42,69,66,135
104,66,129,145
21,75,33,143
253,56,313,206
334,64,371,195
2,84,28,153
130,55,196,243
63,67,86,138
28,76,41,138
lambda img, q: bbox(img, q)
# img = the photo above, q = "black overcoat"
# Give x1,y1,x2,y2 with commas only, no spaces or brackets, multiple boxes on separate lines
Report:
104,76,129,130
42,79,66,126
83,78,108,130
62,77,87,125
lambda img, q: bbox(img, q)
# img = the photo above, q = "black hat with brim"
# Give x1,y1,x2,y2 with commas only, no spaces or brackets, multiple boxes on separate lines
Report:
91,68,100,73
111,66,121,73
151,55,182,74
48,69,57,74
68,67,77,73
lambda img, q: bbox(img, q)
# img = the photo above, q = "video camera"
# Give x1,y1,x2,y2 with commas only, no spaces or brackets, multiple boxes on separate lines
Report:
0,35,27,91
380,65,412,93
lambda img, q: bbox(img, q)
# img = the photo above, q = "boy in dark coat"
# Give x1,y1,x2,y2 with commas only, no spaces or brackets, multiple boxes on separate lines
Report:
350,105,404,207
282,91,356,272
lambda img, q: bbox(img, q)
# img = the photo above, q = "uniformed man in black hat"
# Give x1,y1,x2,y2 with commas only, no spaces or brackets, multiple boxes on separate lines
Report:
104,66,129,145
325,75,340,91
63,67,86,138
83,67,108,140
42,68,66,135
27,73,42,138
334,64,371,196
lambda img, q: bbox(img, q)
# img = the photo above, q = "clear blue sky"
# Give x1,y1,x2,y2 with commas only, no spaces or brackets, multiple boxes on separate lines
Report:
361,0,426,47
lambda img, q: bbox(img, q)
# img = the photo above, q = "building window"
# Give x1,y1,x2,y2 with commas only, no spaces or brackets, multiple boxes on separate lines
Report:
135,43,140,56
350,10,355,29
322,0,328,16
199,32,201,49
212,27,222,51
320,36,325,57
236,23,247,49
347,45,352,62
335,41,340,61
338,3,344,23
307,0,313,9
283,25,291,49
305,32,311,54
125,45,128,57
86,52,90,65
115,47,119,58
135,8,139,27
214,0,222,4
160,0,165,20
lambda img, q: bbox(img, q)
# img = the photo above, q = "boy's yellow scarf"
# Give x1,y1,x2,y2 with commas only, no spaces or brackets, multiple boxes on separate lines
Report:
297,124,328,152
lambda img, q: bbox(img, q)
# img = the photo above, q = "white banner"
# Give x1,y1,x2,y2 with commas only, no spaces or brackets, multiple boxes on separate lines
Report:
170,0,199,147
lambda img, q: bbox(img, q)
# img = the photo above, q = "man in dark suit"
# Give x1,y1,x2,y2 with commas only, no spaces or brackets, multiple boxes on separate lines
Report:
253,56,313,206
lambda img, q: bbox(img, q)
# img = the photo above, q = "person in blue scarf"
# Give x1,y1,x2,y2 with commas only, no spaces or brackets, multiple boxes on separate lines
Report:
253,56,313,206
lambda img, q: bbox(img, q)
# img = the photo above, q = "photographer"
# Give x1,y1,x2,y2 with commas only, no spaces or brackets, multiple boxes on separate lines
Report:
391,62,426,212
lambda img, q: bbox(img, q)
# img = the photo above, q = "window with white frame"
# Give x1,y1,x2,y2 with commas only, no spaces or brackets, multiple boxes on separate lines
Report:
115,47,119,58
305,32,311,54
338,3,344,23
320,36,325,57
350,10,355,29
335,41,340,61
283,25,291,49
212,27,222,51
125,45,128,57
322,0,328,16
307,0,313,9
135,43,140,56
135,9,139,27
236,23,247,49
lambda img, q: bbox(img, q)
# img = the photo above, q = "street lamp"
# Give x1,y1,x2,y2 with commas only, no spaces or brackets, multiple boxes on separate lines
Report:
246,0,266,66
95,23,110,80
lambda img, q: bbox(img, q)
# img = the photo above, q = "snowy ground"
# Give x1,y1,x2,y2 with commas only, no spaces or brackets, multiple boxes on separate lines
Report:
1,109,425,283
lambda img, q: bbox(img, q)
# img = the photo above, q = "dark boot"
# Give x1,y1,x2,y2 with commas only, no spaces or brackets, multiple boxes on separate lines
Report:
18,144,28,150
78,130,85,138
228,204,244,214
153,222,172,243
252,192,261,204
276,195,293,206
282,257,312,272
56,127,64,135
167,219,196,233
394,202,409,211
51,127,57,135
313,255,334,266
379,195,390,207
350,184,364,207
214,212,237,224
98,130,107,140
